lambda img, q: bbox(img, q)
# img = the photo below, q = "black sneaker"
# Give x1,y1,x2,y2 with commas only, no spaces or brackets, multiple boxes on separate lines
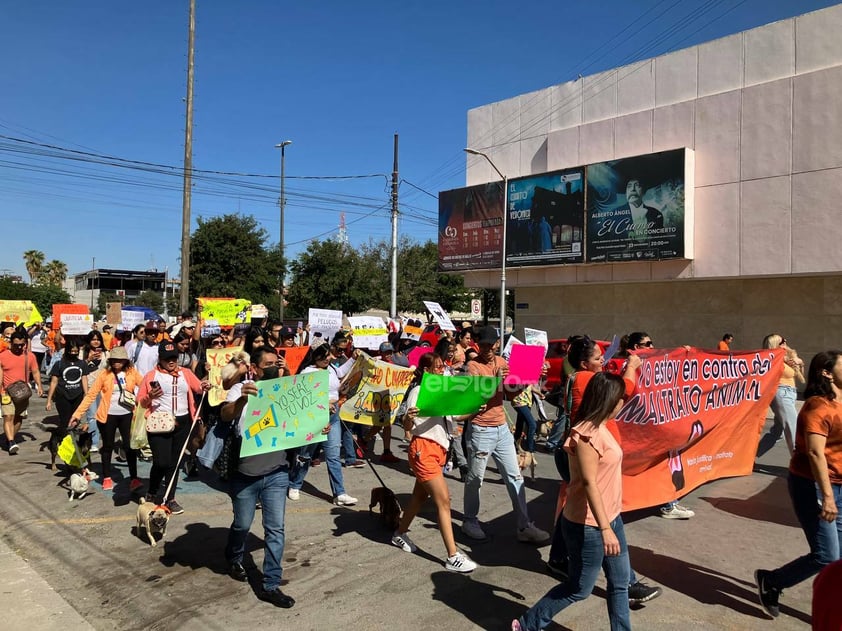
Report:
257,587,295,608
228,562,248,582
166,499,184,515
546,557,569,580
754,569,780,618
628,581,662,605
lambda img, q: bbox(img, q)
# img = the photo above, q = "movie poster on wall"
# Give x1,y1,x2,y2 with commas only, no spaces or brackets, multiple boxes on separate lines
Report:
585,148,693,263
506,168,585,266
438,182,504,272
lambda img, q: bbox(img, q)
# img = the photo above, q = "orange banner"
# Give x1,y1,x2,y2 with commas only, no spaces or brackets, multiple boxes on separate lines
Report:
52,304,90,330
616,347,784,511
281,346,309,376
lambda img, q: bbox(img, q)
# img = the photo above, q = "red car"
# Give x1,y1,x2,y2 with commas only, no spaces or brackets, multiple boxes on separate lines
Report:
544,338,612,391
419,323,446,347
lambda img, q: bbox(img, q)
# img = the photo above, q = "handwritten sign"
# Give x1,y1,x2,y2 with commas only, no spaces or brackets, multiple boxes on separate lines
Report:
423,300,456,331
198,298,251,326
239,371,329,457
0,300,43,327
61,313,94,336
347,316,389,350
339,352,415,426
308,308,343,345
415,374,500,416
121,310,146,331
206,346,244,407
401,318,424,342
52,304,89,330
251,304,269,319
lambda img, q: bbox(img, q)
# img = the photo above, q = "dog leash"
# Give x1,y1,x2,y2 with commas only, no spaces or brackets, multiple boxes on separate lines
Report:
161,391,207,504
340,419,392,490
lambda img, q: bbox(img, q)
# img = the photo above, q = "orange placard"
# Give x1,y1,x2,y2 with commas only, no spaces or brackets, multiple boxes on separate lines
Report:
281,346,309,376
52,304,89,330
614,347,784,511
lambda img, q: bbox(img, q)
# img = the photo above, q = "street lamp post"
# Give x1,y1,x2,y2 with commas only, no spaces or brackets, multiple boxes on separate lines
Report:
275,140,292,323
464,148,508,351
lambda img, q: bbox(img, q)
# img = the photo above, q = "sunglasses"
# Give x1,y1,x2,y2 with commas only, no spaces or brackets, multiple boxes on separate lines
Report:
211,340,225,347
640,341,654,347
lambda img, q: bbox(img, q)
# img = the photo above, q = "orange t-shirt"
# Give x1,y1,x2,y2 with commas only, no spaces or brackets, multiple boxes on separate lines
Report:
789,396,842,484
563,420,623,526
717,341,730,351
570,370,636,443
466,356,506,427
0,349,40,390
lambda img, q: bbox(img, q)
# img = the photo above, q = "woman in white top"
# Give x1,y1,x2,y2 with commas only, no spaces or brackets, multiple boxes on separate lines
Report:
391,352,478,573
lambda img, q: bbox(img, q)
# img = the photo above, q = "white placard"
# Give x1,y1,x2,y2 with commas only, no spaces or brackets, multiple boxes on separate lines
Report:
121,310,146,331
400,317,424,341
347,316,389,350
251,304,269,319
423,300,456,331
61,314,94,335
501,334,523,359
308,308,343,346
524,327,549,351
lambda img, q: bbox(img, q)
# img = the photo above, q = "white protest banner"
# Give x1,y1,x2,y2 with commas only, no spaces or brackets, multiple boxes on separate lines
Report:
61,314,94,335
251,304,269,319
308,308,343,346
121,310,146,331
347,316,389,350
524,327,549,352
501,334,523,359
401,317,424,341
423,300,456,331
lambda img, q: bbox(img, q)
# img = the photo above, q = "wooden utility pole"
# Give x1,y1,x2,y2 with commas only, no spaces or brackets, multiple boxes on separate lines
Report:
179,0,196,314
390,134,399,319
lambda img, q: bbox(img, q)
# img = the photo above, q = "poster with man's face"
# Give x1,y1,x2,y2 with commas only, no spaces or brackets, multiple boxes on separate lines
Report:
585,148,691,263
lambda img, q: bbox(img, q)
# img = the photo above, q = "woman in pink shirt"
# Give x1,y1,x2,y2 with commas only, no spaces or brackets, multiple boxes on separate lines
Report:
514,372,631,631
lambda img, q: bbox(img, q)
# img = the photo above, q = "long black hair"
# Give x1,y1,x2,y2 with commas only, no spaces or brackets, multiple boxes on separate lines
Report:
572,372,626,427
296,343,331,375
804,351,842,400
567,335,598,371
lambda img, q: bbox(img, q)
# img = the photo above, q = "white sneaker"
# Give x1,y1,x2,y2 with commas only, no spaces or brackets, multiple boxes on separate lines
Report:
391,531,417,553
461,519,487,540
517,522,550,543
660,503,695,519
445,551,477,573
287,488,300,501
333,493,358,506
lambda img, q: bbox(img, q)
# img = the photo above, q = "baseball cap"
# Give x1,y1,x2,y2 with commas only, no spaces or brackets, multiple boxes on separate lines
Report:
379,342,394,353
158,341,179,360
280,326,295,338
475,325,499,345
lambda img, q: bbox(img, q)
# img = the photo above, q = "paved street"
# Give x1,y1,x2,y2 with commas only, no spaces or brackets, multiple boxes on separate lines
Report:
0,397,812,630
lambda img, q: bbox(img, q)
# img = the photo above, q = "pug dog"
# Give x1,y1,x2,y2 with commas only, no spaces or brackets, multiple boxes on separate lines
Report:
136,500,171,547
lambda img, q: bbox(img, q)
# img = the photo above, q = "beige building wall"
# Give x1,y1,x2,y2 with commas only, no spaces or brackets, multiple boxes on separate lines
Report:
460,4,842,358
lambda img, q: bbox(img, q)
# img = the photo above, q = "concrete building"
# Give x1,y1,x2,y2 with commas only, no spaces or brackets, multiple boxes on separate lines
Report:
457,3,842,358
66,268,166,309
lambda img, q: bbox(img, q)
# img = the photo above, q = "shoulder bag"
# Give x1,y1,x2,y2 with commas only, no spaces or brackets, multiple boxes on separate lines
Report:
146,374,177,434
7,349,33,405
115,375,136,411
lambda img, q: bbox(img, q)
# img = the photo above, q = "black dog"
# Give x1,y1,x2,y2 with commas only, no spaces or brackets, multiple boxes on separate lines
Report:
42,427,93,472
369,486,402,532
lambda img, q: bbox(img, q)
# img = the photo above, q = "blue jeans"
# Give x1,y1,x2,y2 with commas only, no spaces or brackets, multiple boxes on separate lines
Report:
520,515,631,631
463,423,529,529
770,385,798,453
545,410,569,451
341,420,357,463
769,473,842,589
289,412,346,497
85,394,101,447
514,405,537,452
225,465,289,591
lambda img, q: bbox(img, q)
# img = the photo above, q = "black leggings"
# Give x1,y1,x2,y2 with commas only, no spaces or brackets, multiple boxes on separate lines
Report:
148,414,191,502
55,395,83,431
97,413,137,479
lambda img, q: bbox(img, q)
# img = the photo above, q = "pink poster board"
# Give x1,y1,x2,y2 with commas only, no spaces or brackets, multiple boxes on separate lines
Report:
407,345,433,368
504,344,545,385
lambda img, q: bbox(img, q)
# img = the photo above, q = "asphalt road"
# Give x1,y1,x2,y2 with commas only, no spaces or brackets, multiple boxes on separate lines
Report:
0,396,813,630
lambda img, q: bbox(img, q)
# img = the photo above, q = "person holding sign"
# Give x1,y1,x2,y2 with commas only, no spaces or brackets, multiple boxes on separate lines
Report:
461,326,549,544
391,353,478,572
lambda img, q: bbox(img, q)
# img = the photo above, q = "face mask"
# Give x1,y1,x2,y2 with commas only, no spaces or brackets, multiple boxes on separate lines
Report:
68,352,79,359
260,365,280,381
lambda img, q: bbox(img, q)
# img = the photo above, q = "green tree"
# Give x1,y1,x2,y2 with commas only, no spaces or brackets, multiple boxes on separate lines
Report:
132,290,164,314
96,292,121,320
189,214,284,318
22,250,45,284
0,277,72,322
41,260,68,287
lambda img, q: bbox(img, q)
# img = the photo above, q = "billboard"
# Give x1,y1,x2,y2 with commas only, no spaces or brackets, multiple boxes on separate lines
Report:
585,148,693,263
438,182,504,271
506,168,585,266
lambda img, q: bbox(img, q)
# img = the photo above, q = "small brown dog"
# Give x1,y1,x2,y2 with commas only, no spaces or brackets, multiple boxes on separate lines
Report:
369,486,401,531
136,500,171,547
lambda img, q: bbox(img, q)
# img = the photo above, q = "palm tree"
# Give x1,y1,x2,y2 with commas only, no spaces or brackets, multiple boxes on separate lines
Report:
22,250,45,284
42,260,69,287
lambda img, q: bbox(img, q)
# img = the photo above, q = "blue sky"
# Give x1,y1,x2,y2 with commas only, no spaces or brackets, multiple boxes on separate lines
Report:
1,0,836,281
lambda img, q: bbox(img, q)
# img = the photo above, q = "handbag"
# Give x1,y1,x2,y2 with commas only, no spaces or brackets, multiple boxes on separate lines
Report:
115,377,136,411
213,424,241,481
7,380,32,405
145,373,177,434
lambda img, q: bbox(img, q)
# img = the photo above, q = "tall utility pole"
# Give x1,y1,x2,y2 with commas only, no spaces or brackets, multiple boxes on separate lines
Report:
390,133,399,319
276,140,292,323
179,0,196,314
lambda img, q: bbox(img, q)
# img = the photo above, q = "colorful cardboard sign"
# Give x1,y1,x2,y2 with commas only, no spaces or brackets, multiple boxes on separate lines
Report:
308,308,343,346
347,316,389,350
423,300,456,331
198,298,251,326
338,352,416,426
504,344,545,385
280,346,309,376
406,345,433,368
401,318,424,342
0,300,43,327
206,346,244,407
239,371,329,458
251,304,269,319
52,304,89,330
414,373,501,416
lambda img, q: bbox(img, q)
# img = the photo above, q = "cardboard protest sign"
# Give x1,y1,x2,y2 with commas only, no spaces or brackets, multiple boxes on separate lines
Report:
308,308,343,345
347,316,389,350
120,310,146,331
615,348,784,511
250,304,269,319
523,328,548,351
415,373,501,416
52,304,89,330
198,298,251,326
206,346,244,407
423,300,456,331
57,434,87,468
280,346,309,376
0,300,43,327
61,313,94,335
339,352,415,426
401,318,424,341
239,371,329,458
504,344,546,385
105,302,123,325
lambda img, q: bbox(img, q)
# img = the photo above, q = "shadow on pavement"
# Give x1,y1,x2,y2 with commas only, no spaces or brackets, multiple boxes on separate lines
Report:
699,475,799,528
